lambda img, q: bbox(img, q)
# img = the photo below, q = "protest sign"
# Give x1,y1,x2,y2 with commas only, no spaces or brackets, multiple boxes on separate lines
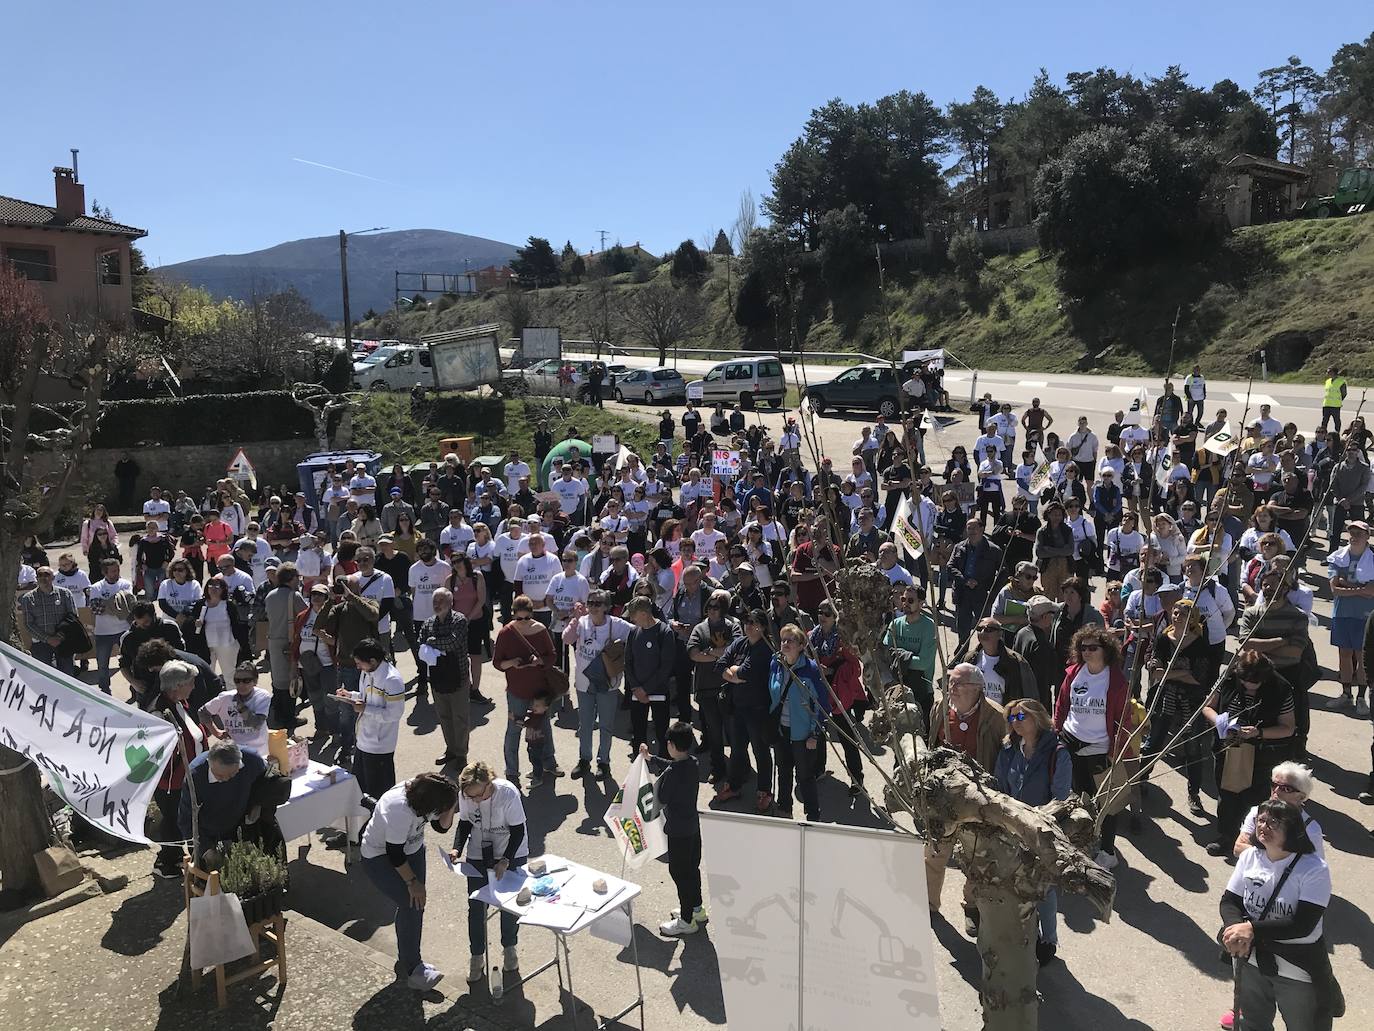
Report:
712,449,742,479
603,754,668,869
0,642,177,843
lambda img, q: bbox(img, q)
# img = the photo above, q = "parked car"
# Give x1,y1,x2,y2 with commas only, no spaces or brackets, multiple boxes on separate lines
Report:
613,367,687,404
352,345,435,391
802,363,902,419
686,355,787,410
515,359,631,402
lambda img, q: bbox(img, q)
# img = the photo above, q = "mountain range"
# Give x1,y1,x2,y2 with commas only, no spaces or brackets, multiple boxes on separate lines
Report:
156,228,519,321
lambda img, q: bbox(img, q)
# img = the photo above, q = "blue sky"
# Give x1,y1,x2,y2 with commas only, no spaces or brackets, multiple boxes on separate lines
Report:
4,3,1359,266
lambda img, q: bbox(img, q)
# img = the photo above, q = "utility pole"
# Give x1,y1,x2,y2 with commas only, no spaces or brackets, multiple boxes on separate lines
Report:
339,230,352,353
598,229,609,253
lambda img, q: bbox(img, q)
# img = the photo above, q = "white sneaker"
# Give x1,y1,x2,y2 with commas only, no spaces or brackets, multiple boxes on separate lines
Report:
1094,850,1120,871
660,916,699,936
502,945,520,972
467,956,484,984
406,962,444,991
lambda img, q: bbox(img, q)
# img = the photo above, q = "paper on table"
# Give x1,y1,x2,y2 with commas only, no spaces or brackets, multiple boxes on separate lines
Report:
470,867,534,909
519,899,582,931
557,870,632,913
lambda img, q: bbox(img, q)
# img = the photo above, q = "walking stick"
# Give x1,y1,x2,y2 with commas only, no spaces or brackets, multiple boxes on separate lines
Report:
1231,954,1244,1029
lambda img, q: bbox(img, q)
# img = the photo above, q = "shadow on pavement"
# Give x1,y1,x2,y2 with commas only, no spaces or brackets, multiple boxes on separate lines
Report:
101,880,184,957
286,855,391,947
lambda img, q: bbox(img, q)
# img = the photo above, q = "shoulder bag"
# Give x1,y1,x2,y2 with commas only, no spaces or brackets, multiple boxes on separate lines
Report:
519,625,569,699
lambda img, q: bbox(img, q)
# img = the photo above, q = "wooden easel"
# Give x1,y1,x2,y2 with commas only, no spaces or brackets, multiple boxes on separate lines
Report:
183,858,287,1009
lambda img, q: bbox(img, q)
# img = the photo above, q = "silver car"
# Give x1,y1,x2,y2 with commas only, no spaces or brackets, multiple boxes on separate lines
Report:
613,367,687,404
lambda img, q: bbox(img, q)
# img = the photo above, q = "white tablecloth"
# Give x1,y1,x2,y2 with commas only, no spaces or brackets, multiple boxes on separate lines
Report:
275,760,368,842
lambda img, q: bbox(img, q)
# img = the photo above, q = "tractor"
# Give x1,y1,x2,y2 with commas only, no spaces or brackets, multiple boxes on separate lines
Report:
1299,167,1374,219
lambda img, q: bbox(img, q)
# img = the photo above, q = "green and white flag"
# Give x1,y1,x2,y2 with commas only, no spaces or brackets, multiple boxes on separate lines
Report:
604,753,668,868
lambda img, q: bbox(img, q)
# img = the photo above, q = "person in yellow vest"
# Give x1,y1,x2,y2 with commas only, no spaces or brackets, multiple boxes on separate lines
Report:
1321,366,1348,434
1183,364,1206,422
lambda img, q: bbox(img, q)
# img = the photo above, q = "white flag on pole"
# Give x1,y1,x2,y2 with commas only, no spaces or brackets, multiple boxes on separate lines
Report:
1121,386,1151,426
603,754,668,868
892,494,926,561
1027,446,1053,496
1201,420,1239,456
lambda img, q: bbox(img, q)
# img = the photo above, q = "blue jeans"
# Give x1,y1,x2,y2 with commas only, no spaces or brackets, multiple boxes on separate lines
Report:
95,633,122,693
362,847,426,975
467,857,526,955
143,565,165,600
577,687,621,763
30,640,75,677
1037,887,1059,945
504,692,556,777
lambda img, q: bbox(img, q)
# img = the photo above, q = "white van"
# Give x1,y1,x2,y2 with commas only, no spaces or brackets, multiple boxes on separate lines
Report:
686,355,787,409
352,345,435,391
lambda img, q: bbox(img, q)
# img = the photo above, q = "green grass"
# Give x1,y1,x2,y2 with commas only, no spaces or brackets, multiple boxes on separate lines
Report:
351,394,660,466
359,217,1374,383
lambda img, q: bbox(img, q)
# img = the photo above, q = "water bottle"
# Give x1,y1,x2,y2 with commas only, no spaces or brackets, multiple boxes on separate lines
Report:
491,965,503,1003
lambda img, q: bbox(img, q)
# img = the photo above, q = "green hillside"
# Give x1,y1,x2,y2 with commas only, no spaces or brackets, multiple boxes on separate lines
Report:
359,216,1374,382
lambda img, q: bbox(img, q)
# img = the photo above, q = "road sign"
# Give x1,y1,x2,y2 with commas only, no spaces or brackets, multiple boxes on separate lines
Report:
226,448,257,489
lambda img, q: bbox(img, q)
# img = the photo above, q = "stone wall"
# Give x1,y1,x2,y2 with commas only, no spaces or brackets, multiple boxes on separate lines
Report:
33,439,326,514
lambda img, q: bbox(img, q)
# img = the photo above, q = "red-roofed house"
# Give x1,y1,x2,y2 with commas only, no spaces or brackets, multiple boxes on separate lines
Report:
1,166,147,321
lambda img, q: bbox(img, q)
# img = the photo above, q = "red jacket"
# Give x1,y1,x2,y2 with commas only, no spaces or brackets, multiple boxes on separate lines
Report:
1053,661,1137,759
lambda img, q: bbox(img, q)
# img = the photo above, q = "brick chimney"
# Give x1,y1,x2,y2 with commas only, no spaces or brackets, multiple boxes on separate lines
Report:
53,166,85,220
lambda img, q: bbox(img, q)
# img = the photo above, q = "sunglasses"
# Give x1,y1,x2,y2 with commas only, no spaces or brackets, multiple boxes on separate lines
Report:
1271,782,1301,794
1008,712,1029,722
1079,643,1101,652
233,677,255,685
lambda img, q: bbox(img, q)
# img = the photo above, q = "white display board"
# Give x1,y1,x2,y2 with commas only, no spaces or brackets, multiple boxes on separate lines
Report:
521,326,563,362
701,812,939,1031
430,333,502,390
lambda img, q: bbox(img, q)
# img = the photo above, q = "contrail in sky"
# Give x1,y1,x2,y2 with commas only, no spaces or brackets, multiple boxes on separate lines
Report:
291,157,395,185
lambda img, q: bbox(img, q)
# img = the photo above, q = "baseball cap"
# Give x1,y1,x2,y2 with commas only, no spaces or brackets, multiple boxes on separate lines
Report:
1026,595,1062,619
389,487,402,496
265,557,282,568
309,583,329,596
735,562,755,575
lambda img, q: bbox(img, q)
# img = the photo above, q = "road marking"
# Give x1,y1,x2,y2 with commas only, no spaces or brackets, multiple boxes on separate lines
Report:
1231,392,1278,406
1019,380,1048,388
1111,385,1140,394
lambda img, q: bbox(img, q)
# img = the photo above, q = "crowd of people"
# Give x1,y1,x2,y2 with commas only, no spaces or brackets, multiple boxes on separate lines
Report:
13,361,1364,1025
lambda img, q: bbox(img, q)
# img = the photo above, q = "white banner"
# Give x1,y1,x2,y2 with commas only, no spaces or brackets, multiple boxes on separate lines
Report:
0,642,177,843
1201,420,1239,456
892,494,925,562
901,348,946,371
603,754,667,869
701,813,939,1031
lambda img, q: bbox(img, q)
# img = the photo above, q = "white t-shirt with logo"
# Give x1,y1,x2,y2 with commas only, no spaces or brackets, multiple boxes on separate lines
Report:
546,572,590,633
515,552,561,603
407,560,451,622
1226,848,1331,982
89,577,132,636
495,532,531,580
349,473,377,502
553,476,589,516
298,606,334,667
503,461,531,494
440,524,476,556
142,498,171,530
455,779,529,863
54,568,92,609
234,536,273,585
1063,666,1110,755
975,652,1007,705
201,688,272,756
158,577,203,615
360,781,429,860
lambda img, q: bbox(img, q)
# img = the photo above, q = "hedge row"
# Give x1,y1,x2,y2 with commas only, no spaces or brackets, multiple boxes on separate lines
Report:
14,392,326,449
411,394,507,437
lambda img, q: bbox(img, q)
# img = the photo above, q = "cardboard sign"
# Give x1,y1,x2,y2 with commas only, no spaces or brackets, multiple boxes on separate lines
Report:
687,382,704,401
592,434,618,454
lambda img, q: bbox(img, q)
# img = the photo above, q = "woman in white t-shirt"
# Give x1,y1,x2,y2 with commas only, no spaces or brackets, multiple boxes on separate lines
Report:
53,553,92,609
1104,511,1144,582
1233,761,1325,860
360,774,458,992
192,578,242,679
562,591,633,774
1219,800,1332,1031
157,558,202,631
1053,625,1136,871
449,761,529,983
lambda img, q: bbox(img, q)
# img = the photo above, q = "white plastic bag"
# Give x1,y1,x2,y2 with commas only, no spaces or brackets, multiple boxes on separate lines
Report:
189,891,256,969
418,643,441,667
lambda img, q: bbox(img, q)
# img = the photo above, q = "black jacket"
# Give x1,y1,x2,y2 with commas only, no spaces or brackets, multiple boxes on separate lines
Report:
948,537,1003,596
625,620,677,698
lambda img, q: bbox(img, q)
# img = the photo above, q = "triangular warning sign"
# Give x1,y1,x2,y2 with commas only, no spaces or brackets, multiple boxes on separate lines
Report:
226,448,257,489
